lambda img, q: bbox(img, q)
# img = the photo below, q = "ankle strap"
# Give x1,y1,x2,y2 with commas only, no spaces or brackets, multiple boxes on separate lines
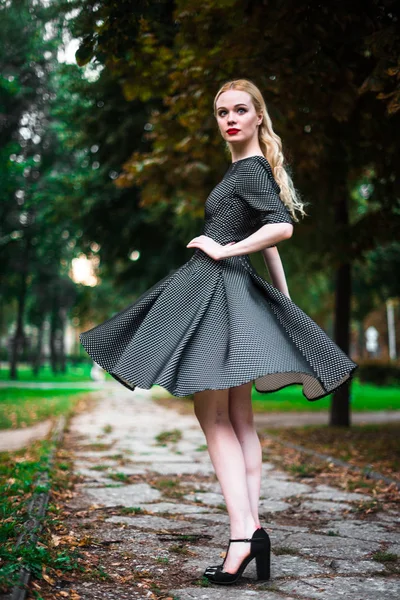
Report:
229,537,252,542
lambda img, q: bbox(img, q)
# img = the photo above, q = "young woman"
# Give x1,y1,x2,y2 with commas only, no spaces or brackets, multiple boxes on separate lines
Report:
79,79,358,585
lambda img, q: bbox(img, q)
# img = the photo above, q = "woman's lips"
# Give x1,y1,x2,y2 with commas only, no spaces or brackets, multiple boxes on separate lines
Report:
227,129,240,135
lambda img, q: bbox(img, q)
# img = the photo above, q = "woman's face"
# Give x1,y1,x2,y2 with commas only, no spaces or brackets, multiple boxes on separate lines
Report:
215,90,262,145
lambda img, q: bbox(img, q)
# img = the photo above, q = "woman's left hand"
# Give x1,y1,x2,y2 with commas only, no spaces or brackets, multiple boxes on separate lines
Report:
186,235,235,261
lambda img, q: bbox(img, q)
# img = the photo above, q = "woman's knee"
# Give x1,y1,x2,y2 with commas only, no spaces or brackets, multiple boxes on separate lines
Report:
193,388,231,430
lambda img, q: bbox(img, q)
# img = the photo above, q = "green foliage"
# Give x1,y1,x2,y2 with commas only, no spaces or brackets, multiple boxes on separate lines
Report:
273,546,298,556
154,428,183,445
0,388,93,430
0,441,80,593
357,360,400,386
120,506,143,515
372,551,398,563
0,362,94,382
252,379,400,412
108,472,129,482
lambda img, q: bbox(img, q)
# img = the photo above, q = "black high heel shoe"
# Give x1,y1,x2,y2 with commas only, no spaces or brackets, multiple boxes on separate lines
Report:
204,526,270,572
203,527,271,585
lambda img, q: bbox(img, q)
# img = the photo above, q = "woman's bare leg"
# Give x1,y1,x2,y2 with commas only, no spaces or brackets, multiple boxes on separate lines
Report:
228,380,262,528
193,387,257,573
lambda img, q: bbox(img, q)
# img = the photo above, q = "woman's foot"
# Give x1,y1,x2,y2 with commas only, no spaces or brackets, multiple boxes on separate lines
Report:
221,525,261,573
222,540,251,573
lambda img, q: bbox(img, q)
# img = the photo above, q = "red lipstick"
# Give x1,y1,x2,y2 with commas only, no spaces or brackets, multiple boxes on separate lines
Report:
227,128,240,135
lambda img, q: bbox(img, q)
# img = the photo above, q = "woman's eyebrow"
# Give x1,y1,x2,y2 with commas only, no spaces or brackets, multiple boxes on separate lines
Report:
216,103,249,110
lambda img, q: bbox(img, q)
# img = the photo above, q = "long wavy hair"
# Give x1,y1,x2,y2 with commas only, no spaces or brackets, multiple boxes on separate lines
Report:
213,79,307,222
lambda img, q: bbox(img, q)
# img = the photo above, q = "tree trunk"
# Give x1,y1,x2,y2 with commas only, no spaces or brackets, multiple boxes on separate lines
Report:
329,175,353,427
59,308,67,373
9,239,29,379
32,319,45,376
357,319,364,360
50,301,58,374
330,261,352,426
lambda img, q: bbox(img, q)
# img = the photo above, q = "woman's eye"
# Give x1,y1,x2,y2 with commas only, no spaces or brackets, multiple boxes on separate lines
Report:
218,108,247,117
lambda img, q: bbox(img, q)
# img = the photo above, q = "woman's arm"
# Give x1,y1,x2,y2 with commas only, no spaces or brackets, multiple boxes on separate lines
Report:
261,246,291,299
221,222,293,258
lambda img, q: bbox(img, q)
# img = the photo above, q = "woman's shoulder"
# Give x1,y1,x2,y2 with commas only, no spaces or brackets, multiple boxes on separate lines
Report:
235,155,281,193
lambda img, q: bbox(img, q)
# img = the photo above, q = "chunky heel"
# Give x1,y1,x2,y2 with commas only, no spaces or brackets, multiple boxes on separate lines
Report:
255,550,270,580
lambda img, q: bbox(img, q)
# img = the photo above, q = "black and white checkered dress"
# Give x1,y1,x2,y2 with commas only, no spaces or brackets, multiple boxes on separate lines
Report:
79,155,358,400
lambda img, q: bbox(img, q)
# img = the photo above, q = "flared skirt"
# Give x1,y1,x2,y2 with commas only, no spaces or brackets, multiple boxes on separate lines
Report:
79,251,358,400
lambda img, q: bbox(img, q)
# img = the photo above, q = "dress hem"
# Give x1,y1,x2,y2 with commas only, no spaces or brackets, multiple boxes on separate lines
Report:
109,363,359,402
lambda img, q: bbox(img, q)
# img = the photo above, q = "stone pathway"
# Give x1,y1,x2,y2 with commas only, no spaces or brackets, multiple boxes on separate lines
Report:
0,418,53,452
60,385,399,599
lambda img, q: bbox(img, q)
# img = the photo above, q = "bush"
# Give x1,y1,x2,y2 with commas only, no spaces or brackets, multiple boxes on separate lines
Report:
357,359,400,386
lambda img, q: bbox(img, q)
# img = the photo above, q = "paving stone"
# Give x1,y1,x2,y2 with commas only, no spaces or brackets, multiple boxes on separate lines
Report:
277,576,400,599
325,558,387,574
282,532,380,560
304,484,371,502
300,499,352,514
272,554,330,577
73,465,118,484
181,481,220,493
105,514,207,531
84,482,161,506
169,587,294,599
183,491,224,506
317,520,397,543
143,461,214,475
186,512,231,524
259,499,291,513
132,502,221,514
262,463,275,472
260,478,312,499
387,544,400,555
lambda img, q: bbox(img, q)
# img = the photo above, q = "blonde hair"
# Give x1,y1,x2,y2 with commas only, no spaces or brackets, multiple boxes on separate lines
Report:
214,79,308,222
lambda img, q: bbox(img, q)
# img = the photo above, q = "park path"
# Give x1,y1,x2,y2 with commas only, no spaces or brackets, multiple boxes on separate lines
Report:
51,384,400,600
2,379,400,452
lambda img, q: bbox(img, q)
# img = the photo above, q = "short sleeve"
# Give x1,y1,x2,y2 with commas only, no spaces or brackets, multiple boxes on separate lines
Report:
235,157,294,228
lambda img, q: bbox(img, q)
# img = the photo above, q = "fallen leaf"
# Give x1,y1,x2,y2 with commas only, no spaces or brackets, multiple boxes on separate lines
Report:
42,573,55,586
51,534,61,547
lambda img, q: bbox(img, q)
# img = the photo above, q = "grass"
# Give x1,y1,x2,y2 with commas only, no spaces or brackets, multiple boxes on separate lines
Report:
252,379,400,412
0,388,95,430
153,477,187,499
0,362,99,383
273,546,298,556
108,472,130,483
262,423,400,480
153,379,400,413
287,463,323,478
0,440,80,594
154,429,182,445
120,507,144,515
372,551,398,563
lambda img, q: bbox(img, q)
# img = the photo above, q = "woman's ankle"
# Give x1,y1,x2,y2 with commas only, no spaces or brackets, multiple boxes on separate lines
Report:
230,519,258,538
